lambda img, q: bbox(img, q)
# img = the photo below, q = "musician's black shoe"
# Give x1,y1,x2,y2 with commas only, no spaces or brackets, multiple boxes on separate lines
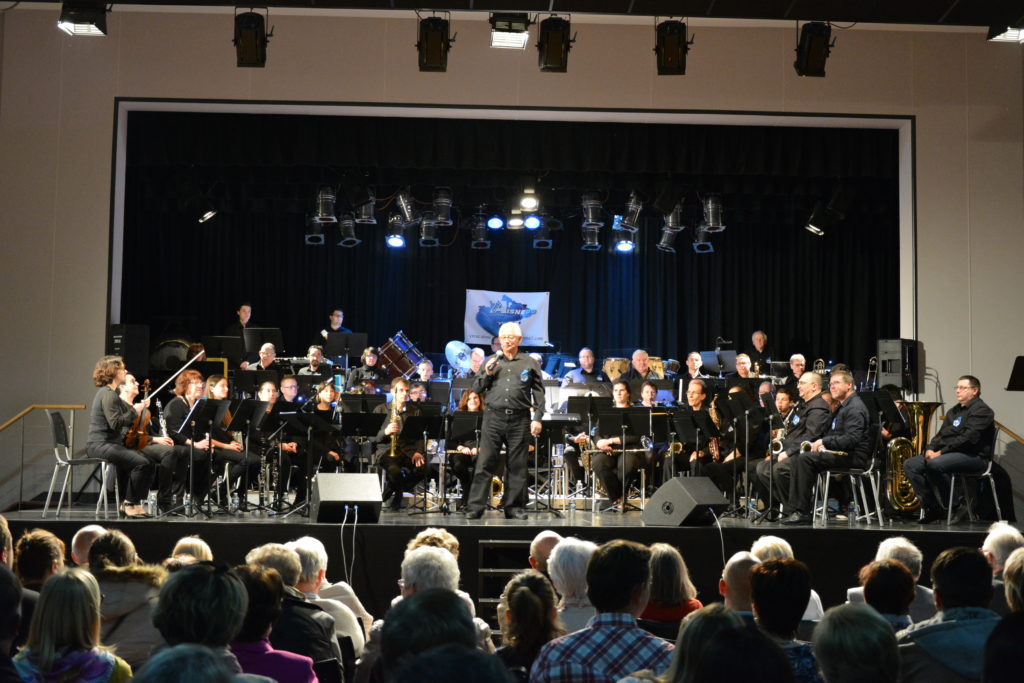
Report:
505,507,528,521
919,507,945,524
389,493,403,511
464,508,484,520
781,512,812,525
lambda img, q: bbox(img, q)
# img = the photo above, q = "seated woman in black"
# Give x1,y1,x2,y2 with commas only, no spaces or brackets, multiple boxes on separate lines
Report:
346,346,389,393
449,390,485,509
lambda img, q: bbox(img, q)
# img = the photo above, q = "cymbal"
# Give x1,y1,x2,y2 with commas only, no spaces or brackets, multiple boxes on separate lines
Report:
445,340,472,373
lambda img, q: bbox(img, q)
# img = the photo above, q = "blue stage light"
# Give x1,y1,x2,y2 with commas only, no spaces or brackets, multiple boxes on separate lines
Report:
487,215,505,229
387,234,406,248
524,214,541,230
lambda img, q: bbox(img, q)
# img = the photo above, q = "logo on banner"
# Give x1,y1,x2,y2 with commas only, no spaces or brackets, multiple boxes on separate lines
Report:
475,295,538,336
465,289,550,345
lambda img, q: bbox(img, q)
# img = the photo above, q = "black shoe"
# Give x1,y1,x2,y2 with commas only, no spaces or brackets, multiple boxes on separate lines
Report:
464,508,484,519
764,509,783,522
781,512,812,525
389,493,403,511
505,507,528,521
919,507,945,524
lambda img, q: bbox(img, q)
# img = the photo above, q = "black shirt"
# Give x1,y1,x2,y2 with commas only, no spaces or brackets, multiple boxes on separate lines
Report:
86,386,136,445
822,392,871,464
926,396,995,458
472,351,545,421
373,401,425,458
780,393,832,457
561,367,609,386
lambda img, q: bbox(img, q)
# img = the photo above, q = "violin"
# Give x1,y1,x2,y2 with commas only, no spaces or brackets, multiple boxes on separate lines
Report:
125,379,152,450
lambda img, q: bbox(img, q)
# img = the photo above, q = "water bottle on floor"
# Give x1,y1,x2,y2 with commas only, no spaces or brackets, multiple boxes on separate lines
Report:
848,500,858,526
147,491,157,515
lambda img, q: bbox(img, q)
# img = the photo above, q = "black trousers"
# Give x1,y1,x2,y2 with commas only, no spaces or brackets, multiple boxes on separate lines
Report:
87,441,157,505
468,410,530,512
788,451,865,515
701,455,748,497
376,451,430,498
591,449,643,501
140,442,188,504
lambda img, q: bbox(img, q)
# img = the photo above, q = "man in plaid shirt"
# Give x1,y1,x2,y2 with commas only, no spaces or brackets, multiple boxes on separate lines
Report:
530,540,674,682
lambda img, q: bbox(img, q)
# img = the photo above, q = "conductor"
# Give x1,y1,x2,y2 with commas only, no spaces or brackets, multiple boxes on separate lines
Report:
464,322,545,520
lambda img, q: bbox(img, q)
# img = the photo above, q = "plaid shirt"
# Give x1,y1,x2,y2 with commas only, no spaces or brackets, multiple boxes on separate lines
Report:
530,612,674,683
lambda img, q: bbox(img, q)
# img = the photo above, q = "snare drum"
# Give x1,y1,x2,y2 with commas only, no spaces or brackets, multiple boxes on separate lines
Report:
602,357,629,381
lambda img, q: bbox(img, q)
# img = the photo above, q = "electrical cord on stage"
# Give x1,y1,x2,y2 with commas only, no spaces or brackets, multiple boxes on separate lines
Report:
709,507,726,569
349,505,359,585
339,505,351,585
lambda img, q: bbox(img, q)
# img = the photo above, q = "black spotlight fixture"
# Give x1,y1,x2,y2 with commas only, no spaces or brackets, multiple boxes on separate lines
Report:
532,221,553,250
537,15,574,72
385,214,407,249
692,225,714,254
432,187,454,226
305,219,326,246
794,21,833,77
702,194,725,232
57,1,108,36
313,185,338,224
619,191,643,232
656,227,681,253
353,188,376,224
337,213,361,247
394,188,420,227
805,185,853,236
490,13,532,49
581,191,604,228
469,211,491,250
419,211,440,247
654,19,693,75
580,226,601,251
417,12,454,72
234,8,272,68
193,196,218,224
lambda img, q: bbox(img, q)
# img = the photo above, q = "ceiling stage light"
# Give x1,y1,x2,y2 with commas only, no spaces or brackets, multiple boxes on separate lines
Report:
692,226,714,254
57,2,107,36
234,8,272,68
794,21,833,77
490,13,531,49
524,215,541,230
537,16,574,72
581,192,604,228
487,215,505,230
417,13,454,72
419,211,440,247
654,20,693,75
337,213,361,247
386,214,407,248
656,228,680,253
532,223,553,249
313,186,338,224
580,226,601,251
702,194,725,232
619,191,643,232
470,213,491,250
394,189,420,227
305,220,325,246
432,187,454,226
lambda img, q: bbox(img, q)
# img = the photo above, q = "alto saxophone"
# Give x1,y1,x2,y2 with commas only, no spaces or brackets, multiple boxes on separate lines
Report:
709,397,722,462
388,399,400,459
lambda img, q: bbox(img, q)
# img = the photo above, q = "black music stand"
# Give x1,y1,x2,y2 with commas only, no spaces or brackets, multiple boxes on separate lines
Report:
338,412,386,473
281,411,340,518
449,411,484,509
225,399,268,511
720,390,759,517
426,379,452,404
234,370,278,398
325,332,368,371
201,335,246,366
253,406,293,514
674,410,721,476
526,417,572,517
171,398,229,518
399,414,444,515
752,388,784,524
243,327,286,356
449,378,476,410
1006,356,1024,391
650,407,678,480
597,408,650,513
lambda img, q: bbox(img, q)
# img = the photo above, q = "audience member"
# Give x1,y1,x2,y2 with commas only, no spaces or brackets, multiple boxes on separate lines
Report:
495,570,564,681
897,547,1000,683
981,522,1024,616
0,565,21,683
13,568,132,682
292,536,374,639
1001,546,1024,613
640,543,702,623
813,603,898,683
380,589,478,680
392,643,513,683
857,559,916,630
983,612,1024,683
171,536,213,562
284,538,365,656
88,529,167,669
0,515,35,651
690,627,795,683
750,559,823,683
529,530,563,575
71,524,107,566
846,536,936,622
531,540,674,682
398,528,479,616
546,537,598,633
131,644,235,683
13,528,65,592
244,543,342,668
719,551,761,624
750,536,824,621
229,565,316,683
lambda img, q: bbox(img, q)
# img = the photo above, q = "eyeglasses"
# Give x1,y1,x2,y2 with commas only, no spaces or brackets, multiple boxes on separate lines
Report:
954,385,974,391
499,335,518,340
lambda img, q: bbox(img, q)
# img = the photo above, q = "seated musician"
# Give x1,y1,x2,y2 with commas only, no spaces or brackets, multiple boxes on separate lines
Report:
562,347,607,386
746,330,774,370
278,375,300,405
347,346,388,390
759,373,831,514
119,373,188,513
244,343,283,383
783,370,871,525
784,354,807,393
528,353,555,380
373,377,429,511
620,349,663,382
638,381,661,408
670,379,711,478
299,345,329,377
700,385,763,496
200,374,259,503
310,383,344,477
253,381,306,505
450,390,484,509
319,308,351,341
681,351,709,381
750,385,797,509
903,375,995,524
638,380,669,489
159,370,216,507
727,353,756,393
412,359,434,382
408,382,428,403
589,381,644,505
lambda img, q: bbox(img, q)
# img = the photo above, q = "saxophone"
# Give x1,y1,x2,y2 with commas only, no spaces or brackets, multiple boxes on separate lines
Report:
388,398,401,459
709,397,722,462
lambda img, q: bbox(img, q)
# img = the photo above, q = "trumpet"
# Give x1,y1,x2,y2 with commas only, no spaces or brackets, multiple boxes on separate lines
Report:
799,441,848,457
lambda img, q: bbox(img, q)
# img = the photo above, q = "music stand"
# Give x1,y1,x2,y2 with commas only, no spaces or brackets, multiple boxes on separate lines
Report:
674,410,721,473
450,378,476,409
201,335,246,366
234,370,278,398
526,417,572,517
650,408,678,480
280,411,340,518
243,327,286,356
597,408,650,513
426,379,452,404
700,351,723,376
448,411,483,509
171,398,230,518
722,389,758,516
325,332,368,372
225,399,268,511
399,414,444,515
1006,356,1024,391
752,387,783,523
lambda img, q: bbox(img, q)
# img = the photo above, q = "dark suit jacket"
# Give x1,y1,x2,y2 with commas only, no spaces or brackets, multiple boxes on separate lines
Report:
780,394,831,457
270,591,342,677
823,393,871,465
847,583,937,623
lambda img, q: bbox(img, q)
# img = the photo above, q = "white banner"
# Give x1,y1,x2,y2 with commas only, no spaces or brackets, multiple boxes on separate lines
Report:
464,289,550,346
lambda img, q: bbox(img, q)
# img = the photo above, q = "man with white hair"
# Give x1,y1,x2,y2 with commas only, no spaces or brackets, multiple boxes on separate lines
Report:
719,551,762,624
70,524,106,566
621,349,664,382
846,536,937,623
284,538,365,656
529,530,563,575
287,536,373,640
465,322,545,520
982,521,1024,616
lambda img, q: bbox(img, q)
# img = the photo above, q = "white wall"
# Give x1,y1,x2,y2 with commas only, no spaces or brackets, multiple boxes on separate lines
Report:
1,8,1022,516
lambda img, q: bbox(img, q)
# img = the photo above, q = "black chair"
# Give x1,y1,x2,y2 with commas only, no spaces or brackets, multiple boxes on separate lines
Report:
947,429,1002,524
312,658,343,683
42,410,119,519
813,424,885,526
637,617,682,641
337,634,356,683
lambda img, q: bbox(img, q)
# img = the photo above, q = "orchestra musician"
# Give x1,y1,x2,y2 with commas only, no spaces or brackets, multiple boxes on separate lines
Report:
310,383,344,476
700,385,763,496
750,385,798,508
346,347,388,391
561,347,608,386
468,348,486,375
200,374,259,503
621,349,664,382
449,390,485,509
680,351,709,381
638,380,669,490
244,343,283,383
119,373,188,513
411,359,434,382
225,303,253,368
85,356,160,519
407,382,428,402
783,370,872,525
746,330,774,368
160,370,218,509
784,354,807,393
726,353,758,396
319,308,352,341
464,323,544,521
589,381,644,505
278,376,300,405
374,377,428,511
299,345,329,376
253,380,305,505
638,381,660,408
672,379,712,478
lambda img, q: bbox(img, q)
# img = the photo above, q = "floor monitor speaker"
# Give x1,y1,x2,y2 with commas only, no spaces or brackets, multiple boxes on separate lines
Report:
311,473,382,523
642,476,728,526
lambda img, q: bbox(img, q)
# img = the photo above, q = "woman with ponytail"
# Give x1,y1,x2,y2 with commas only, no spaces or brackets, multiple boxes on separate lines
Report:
495,570,565,682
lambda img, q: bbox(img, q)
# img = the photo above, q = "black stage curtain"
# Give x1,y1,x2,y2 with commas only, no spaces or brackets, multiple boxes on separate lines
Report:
121,111,899,369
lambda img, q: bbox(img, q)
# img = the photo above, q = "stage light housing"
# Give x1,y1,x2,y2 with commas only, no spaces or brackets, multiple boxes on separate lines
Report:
692,225,714,254
394,189,420,227
524,214,541,230
490,13,531,49
519,189,539,210
805,186,852,236
580,226,601,251
656,227,680,253
417,14,454,72
196,198,218,224
432,187,454,226
470,214,491,250
312,186,338,224
581,191,604,228
532,223,553,249
794,21,833,77
988,26,1023,42
57,2,107,36
305,219,325,246
386,214,407,248
663,201,684,231
620,191,643,232
487,214,505,230
337,213,361,247
654,20,693,75
614,235,636,253
702,194,725,232
537,16,574,72
234,8,272,68
419,211,440,247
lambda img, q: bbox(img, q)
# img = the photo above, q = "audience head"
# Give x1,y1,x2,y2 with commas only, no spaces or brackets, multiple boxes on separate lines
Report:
813,603,899,683
0,564,22,653
172,536,213,562
392,643,513,683
691,627,795,683
70,524,106,566
719,551,761,612
529,530,563,573
931,547,993,610
665,603,746,683
1002,547,1024,613
587,540,651,615
498,570,563,660
547,537,598,607
245,543,301,588
750,535,794,561
983,612,1024,683
163,554,200,573
14,528,65,587
131,644,235,683
406,527,461,559
401,546,460,596
87,529,139,571
982,522,1024,576
874,536,924,581
232,564,284,643
858,559,915,617
25,568,102,672
284,536,329,590
750,558,812,639
648,543,697,607
152,562,247,647
381,589,477,674
0,516,11,567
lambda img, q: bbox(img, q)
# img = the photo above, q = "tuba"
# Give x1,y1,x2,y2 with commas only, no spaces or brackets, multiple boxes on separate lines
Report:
886,401,941,513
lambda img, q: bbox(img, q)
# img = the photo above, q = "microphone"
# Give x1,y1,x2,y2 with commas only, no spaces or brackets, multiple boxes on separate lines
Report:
485,352,501,374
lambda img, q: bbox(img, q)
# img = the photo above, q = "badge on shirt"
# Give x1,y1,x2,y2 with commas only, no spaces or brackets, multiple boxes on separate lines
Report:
832,418,837,430
953,417,962,428
792,415,800,425
520,369,530,383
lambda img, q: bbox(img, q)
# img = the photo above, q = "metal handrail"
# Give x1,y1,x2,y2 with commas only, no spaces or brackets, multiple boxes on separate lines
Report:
0,404,86,433
0,404,86,512
996,421,1024,446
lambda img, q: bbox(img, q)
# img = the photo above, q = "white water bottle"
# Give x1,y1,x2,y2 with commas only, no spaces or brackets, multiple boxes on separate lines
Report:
147,491,157,515
848,500,858,526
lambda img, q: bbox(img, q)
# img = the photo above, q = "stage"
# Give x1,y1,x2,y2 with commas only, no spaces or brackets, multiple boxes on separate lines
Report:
4,503,992,630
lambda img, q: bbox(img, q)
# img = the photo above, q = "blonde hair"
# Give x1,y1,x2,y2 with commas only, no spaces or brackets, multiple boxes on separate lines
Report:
1003,547,1024,613
648,543,697,606
172,536,213,562
25,568,105,673
405,527,460,559
750,535,794,561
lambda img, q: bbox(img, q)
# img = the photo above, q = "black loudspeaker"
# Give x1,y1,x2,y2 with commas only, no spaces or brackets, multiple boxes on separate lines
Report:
107,324,149,377
311,473,382,523
642,477,728,526
877,338,924,394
